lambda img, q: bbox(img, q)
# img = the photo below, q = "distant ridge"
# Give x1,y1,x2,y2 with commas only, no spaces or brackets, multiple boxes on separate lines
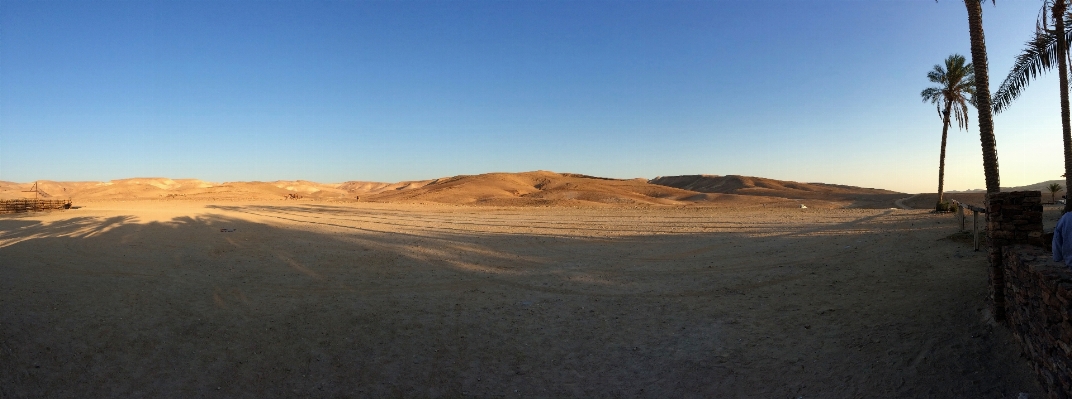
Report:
947,179,1066,194
648,175,900,199
0,171,904,208
350,171,791,207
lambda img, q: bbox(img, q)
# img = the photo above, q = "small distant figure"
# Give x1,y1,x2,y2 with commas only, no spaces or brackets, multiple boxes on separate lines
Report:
1053,212,1072,268
799,204,807,209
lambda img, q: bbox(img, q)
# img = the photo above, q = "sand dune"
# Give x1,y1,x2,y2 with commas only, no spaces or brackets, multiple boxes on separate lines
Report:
650,174,898,197
1,171,909,208
0,178,358,201
356,171,806,207
650,174,904,208
337,179,436,195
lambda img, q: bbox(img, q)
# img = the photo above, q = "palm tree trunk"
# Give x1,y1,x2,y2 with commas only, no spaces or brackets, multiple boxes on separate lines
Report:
966,0,1004,323
965,0,1000,194
1055,0,1072,213
937,102,953,208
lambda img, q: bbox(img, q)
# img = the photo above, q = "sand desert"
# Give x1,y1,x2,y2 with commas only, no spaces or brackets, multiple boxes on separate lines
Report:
0,172,1052,397
0,171,907,209
9,1,1071,396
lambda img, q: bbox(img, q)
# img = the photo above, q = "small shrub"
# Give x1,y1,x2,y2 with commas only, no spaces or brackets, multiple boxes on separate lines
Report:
935,201,958,212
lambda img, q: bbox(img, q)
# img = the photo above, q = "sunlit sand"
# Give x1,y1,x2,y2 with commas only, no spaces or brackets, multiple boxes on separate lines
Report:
0,200,1045,397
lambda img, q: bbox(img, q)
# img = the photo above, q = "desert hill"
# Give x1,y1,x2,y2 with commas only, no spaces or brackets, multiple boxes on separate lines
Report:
0,172,908,208
903,179,1068,210
1003,179,1066,194
649,174,903,208
354,171,802,207
337,180,436,195
649,175,898,197
947,179,1071,194
0,178,352,201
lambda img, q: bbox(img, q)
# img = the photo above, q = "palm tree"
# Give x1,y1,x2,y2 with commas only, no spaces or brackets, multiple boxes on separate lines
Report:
922,55,975,210
993,0,1072,211
964,0,1001,194
959,0,1003,323
1048,182,1064,203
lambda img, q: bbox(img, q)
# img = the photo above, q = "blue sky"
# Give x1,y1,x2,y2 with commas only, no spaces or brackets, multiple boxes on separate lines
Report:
0,0,1064,193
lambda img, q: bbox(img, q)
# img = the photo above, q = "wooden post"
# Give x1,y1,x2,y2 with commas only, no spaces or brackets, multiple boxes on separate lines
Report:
959,204,966,231
22,181,40,200
973,210,979,251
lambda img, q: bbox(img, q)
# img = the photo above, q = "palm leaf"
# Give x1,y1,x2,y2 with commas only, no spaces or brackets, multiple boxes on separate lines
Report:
993,10,1072,113
921,55,974,129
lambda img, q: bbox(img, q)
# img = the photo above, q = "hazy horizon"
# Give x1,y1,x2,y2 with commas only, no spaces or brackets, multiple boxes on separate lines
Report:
1,1,1065,193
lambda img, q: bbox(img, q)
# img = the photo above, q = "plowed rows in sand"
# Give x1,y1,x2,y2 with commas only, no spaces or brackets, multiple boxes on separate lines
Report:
0,202,1043,397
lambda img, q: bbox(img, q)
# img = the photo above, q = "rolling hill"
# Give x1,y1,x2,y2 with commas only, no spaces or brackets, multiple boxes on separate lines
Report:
354,171,801,207
649,174,904,208
1,172,907,208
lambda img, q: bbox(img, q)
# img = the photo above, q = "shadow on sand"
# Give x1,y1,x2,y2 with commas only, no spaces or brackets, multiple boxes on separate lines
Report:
0,206,1042,398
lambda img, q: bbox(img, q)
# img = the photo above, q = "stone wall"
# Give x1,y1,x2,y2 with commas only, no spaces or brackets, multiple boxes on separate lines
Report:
986,191,1045,247
990,191,1068,398
1002,246,1072,399
987,191,1045,321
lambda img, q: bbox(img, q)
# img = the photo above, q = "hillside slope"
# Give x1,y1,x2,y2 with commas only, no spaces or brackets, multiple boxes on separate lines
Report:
1,172,904,208
0,179,355,201
360,171,801,207
649,175,903,208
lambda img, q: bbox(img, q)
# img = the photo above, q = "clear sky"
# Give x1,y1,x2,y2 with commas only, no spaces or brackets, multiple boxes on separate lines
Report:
0,0,1065,193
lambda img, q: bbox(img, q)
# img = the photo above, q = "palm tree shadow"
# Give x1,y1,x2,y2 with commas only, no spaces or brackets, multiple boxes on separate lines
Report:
0,205,1042,398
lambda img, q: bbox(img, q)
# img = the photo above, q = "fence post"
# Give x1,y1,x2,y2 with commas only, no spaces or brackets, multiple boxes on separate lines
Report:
973,210,979,251
959,204,966,231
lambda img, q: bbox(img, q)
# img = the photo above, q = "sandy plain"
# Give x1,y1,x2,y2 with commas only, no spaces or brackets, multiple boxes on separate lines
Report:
0,200,1050,398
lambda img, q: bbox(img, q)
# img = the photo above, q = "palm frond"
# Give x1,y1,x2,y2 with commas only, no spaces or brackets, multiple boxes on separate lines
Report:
992,8,1072,113
952,97,971,131
920,87,942,103
993,29,1058,113
921,54,974,129
926,66,944,84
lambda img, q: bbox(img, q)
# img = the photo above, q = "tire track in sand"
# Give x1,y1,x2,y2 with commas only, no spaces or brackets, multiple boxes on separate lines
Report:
894,194,920,210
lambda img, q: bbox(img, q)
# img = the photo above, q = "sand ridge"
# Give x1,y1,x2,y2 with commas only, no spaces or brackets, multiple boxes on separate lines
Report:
0,171,906,208
650,174,902,205
356,171,804,207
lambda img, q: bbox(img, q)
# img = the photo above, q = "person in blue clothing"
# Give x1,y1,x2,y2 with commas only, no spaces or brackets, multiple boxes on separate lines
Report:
1053,211,1072,268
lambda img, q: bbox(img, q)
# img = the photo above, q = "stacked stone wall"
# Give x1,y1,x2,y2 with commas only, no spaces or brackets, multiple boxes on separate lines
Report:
990,191,1069,398
987,191,1045,321
1003,246,1072,399
987,191,1045,247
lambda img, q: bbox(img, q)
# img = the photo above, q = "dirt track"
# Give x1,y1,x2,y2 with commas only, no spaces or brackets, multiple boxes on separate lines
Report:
0,201,1044,398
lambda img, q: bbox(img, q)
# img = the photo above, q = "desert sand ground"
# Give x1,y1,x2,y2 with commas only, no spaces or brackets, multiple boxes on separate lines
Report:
0,201,1049,398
